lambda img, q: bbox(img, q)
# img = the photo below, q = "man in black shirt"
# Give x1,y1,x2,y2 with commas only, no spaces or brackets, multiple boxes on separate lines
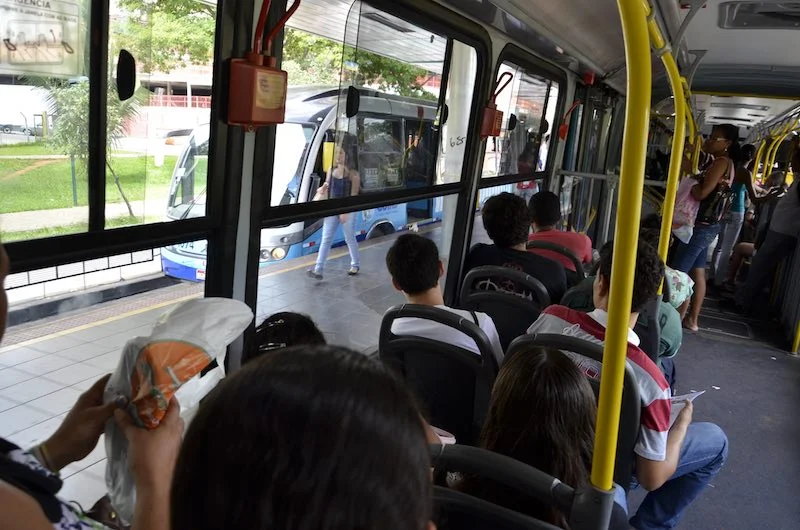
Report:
465,192,567,303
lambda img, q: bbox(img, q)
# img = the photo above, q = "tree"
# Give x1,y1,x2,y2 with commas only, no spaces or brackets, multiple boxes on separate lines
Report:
117,0,215,18
40,78,148,215
113,11,216,73
283,29,436,100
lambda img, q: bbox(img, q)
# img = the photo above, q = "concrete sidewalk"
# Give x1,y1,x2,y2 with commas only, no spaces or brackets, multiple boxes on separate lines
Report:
0,199,167,232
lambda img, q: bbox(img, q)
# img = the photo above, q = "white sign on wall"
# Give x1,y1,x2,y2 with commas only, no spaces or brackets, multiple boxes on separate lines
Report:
0,0,82,77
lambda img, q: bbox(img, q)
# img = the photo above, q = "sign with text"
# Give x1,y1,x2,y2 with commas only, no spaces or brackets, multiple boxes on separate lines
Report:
0,0,82,77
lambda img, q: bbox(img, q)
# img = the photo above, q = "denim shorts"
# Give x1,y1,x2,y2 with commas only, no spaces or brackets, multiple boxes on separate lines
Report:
670,223,721,273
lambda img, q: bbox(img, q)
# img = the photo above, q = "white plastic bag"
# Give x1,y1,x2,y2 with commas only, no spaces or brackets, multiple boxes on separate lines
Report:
103,298,252,524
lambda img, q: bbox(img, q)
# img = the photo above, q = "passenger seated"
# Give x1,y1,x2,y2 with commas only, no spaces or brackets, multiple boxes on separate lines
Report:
560,239,682,388
0,240,181,530
388,233,504,365
242,311,325,364
171,345,436,530
528,239,728,530
459,346,630,530
640,214,694,314
465,192,567,302
527,190,594,280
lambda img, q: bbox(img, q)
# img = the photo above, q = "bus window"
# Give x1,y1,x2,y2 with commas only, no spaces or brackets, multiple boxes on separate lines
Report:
358,117,403,192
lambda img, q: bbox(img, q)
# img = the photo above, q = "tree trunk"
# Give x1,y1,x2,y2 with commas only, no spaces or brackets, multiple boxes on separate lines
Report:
106,160,135,217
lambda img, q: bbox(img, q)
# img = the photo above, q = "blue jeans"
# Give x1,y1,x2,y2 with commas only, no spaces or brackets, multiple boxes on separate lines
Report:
670,224,721,273
711,211,744,286
314,214,360,274
630,422,729,530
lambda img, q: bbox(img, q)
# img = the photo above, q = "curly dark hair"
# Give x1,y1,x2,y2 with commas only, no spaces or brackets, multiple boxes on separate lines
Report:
598,238,665,313
482,192,531,248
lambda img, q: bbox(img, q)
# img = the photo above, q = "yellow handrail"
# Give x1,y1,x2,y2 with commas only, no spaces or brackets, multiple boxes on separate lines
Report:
645,16,686,279
692,133,702,174
752,140,767,181
591,0,651,492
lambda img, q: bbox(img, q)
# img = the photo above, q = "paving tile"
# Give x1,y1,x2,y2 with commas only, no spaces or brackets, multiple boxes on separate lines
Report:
58,469,108,508
28,335,87,354
0,377,64,403
0,346,49,367
0,404,52,437
0,367,36,390
14,355,74,377
5,413,67,449
42,363,104,386
26,387,83,416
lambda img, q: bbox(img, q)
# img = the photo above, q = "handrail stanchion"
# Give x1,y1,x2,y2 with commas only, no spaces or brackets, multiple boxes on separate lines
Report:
591,0,650,494
644,9,687,287
752,140,767,181
692,133,702,174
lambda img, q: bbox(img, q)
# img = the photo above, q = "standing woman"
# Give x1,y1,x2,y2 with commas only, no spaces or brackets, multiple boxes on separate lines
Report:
307,144,361,280
670,124,739,331
711,143,776,288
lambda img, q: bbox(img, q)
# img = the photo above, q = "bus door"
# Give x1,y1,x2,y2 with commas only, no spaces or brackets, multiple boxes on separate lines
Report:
405,117,436,220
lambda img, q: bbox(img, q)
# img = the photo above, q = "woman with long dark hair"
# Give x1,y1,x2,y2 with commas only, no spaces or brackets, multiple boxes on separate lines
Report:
670,124,740,331
171,345,435,530
460,346,629,529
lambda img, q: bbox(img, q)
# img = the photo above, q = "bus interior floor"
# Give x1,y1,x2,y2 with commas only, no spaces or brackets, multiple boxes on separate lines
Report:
627,328,800,529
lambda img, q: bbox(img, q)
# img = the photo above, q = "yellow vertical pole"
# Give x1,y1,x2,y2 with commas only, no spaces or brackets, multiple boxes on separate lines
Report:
752,140,767,181
692,133,702,174
591,0,651,491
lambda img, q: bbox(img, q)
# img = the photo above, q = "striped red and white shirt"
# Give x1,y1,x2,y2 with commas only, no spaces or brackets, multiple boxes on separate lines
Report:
527,305,672,461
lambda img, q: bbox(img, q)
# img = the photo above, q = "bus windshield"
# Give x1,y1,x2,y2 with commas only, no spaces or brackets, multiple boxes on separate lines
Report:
271,123,316,207
167,123,315,220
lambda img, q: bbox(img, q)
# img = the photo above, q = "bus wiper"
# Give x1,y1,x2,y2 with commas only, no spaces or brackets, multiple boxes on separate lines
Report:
180,186,208,220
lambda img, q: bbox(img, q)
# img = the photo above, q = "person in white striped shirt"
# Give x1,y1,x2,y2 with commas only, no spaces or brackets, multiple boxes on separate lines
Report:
527,239,728,530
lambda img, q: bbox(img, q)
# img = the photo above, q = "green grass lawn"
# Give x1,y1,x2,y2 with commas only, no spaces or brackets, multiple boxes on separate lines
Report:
0,155,178,214
0,142,60,156
0,215,165,243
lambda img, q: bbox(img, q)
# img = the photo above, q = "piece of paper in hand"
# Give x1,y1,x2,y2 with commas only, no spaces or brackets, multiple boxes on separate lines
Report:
669,390,705,428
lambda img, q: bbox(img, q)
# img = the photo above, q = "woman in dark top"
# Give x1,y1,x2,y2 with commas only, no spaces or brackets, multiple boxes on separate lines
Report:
670,124,739,331
459,346,630,529
307,145,361,280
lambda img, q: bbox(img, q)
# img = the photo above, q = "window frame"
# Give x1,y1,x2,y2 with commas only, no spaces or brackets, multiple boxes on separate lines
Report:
477,44,568,192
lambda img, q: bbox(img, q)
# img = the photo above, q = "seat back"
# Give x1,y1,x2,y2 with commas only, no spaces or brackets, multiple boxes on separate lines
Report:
433,487,560,530
379,304,499,445
633,297,662,365
526,240,586,286
460,266,551,351
431,444,571,530
507,334,641,491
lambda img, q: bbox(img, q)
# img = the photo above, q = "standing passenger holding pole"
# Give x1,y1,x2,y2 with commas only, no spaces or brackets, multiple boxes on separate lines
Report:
307,144,361,280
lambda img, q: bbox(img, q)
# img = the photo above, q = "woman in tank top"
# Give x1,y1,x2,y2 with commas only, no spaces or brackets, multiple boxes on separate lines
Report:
307,145,361,280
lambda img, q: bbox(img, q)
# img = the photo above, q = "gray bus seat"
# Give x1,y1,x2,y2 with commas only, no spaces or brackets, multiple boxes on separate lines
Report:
526,240,586,287
507,334,641,492
460,266,551,351
430,444,614,530
633,297,661,365
379,304,499,446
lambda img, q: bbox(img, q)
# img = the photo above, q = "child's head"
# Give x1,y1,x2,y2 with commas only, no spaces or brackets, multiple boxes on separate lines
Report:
243,312,326,365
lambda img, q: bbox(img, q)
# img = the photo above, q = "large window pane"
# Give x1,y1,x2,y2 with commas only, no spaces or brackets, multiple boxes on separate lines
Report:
106,1,216,228
269,4,479,209
1,241,208,507
253,194,458,354
0,1,90,242
481,62,560,182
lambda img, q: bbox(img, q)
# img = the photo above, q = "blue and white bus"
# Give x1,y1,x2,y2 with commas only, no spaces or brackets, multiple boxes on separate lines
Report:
161,87,444,281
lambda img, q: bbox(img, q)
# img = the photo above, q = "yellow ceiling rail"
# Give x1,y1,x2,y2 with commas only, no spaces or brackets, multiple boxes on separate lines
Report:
644,21,686,291
752,139,767,180
591,0,651,493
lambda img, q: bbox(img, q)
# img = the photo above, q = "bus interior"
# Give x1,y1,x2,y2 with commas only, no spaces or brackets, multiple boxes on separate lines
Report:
1,0,799,529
